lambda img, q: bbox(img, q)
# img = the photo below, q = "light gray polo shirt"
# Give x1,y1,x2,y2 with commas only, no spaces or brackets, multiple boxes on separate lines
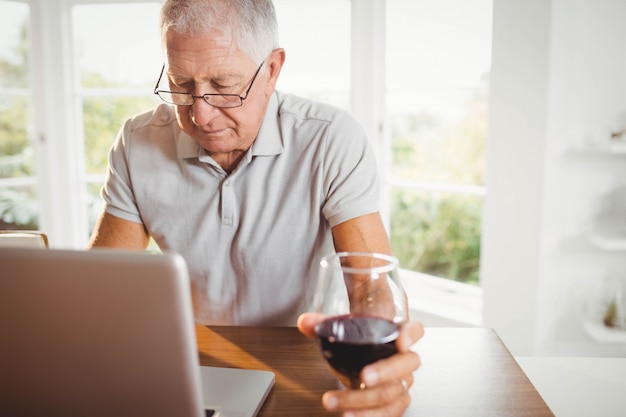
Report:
102,91,380,325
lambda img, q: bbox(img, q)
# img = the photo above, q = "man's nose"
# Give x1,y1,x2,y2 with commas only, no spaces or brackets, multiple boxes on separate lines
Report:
189,97,221,126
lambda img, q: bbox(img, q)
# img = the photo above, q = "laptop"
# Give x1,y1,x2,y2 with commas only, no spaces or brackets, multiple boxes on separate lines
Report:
0,247,274,417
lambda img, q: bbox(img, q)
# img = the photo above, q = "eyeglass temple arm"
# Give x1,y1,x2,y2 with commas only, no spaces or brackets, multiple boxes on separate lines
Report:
154,63,165,93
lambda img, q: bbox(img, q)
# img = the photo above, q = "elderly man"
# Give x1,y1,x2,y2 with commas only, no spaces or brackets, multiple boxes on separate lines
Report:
88,0,423,415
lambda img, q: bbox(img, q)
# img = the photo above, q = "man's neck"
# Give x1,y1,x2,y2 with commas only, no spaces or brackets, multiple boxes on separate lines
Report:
210,150,247,174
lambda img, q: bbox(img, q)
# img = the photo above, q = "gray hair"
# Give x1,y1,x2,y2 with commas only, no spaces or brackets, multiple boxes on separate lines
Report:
160,0,279,64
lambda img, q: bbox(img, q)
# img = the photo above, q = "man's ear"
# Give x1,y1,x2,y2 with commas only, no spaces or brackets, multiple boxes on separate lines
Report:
264,48,286,95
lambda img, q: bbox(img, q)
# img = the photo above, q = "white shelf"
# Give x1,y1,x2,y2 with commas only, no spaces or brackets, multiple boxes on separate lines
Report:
577,276,626,344
606,140,626,154
581,319,626,343
580,299,626,344
570,141,626,155
590,233,626,251
589,221,626,251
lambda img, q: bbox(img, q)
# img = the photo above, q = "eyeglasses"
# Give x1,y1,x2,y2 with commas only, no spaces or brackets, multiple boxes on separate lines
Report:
153,61,265,108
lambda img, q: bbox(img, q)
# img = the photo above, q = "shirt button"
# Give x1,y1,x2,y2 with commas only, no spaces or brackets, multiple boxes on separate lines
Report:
224,180,230,187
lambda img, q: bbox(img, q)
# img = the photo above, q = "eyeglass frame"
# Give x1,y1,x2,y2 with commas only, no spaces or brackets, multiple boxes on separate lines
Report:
153,60,265,108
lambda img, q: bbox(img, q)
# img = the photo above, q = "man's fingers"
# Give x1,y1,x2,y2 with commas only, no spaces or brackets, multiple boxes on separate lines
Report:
361,351,420,387
322,378,412,416
296,312,326,338
397,321,425,352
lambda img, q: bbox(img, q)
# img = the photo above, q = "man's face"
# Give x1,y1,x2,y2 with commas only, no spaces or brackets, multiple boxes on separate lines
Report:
164,29,282,159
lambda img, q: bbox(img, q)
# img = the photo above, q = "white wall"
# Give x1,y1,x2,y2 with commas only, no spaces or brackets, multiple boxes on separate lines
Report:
482,0,626,356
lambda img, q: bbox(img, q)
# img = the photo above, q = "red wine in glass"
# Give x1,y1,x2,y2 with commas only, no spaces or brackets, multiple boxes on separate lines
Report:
315,314,399,388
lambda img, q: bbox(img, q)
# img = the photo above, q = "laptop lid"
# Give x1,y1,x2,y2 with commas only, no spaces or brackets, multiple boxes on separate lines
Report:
0,247,273,417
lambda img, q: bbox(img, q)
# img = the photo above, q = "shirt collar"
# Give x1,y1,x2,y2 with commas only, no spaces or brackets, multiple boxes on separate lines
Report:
251,92,282,156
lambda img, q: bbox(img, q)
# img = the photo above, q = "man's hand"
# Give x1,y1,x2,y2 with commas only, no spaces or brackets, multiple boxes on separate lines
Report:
297,313,424,417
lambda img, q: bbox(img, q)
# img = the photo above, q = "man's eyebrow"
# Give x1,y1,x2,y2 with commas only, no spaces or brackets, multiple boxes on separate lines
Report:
167,71,245,84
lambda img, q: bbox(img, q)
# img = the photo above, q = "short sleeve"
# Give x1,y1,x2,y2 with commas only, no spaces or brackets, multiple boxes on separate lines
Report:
101,119,144,224
321,110,380,227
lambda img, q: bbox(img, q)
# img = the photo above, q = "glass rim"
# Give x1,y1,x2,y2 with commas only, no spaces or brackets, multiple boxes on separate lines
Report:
320,252,399,274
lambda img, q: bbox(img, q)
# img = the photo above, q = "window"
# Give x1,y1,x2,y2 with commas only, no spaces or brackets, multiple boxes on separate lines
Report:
0,1,37,230
274,0,350,107
0,0,491,324
386,0,492,287
71,2,162,233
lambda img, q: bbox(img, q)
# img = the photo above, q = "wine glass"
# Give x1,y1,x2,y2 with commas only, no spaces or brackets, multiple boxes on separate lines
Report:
312,252,409,389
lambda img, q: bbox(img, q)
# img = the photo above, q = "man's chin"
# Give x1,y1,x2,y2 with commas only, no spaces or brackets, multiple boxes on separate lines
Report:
194,135,233,153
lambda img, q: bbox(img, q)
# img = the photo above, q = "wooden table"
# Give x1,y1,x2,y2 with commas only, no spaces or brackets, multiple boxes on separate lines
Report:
195,326,554,417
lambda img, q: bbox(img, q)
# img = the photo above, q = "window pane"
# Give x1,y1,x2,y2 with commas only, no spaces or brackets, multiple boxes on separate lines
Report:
387,0,491,185
390,189,482,285
0,96,33,177
390,91,488,185
85,182,103,234
72,3,162,89
386,0,492,284
82,96,159,175
0,1,30,88
274,0,350,108
72,2,162,239
0,185,38,229
0,1,39,230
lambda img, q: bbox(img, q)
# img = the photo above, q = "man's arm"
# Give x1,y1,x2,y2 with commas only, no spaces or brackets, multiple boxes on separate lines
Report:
331,212,392,255
87,211,150,250
332,211,404,319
